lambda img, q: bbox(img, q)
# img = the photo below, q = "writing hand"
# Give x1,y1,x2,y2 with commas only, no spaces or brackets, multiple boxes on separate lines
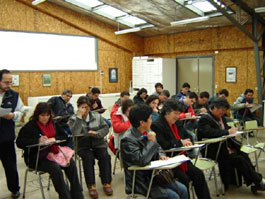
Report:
159,156,169,160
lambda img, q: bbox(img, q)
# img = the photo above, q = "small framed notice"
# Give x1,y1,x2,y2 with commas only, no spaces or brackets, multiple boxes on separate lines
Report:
109,68,118,83
12,74,19,87
226,67,236,83
43,74,51,86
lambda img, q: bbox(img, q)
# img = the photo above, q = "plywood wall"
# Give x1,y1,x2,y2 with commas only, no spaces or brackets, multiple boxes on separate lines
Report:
0,0,142,104
144,26,261,104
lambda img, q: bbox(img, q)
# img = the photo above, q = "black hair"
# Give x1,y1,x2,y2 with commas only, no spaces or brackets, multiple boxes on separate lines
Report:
199,91,210,99
155,82,163,89
0,69,11,81
129,104,152,128
209,98,230,110
218,89,229,97
160,98,184,116
120,91,130,97
62,89,72,95
160,90,170,98
244,89,254,95
121,99,134,114
187,92,198,100
182,82,190,88
145,95,159,105
30,102,52,122
137,88,148,97
77,96,91,107
91,87,101,94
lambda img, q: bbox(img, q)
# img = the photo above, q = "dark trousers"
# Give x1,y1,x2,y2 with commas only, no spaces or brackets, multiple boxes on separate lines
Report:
38,158,83,199
218,151,262,189
78,148,112,186
0,141,20,193
173,161,210,199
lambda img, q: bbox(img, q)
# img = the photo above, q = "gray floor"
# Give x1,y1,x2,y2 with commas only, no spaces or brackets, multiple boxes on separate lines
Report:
0,132,265,199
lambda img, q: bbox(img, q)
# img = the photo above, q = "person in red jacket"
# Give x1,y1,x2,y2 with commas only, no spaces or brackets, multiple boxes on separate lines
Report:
111,99,134,150
110,91,130,119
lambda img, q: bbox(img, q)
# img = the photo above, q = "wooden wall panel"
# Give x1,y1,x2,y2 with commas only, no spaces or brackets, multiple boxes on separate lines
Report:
0,0,141,104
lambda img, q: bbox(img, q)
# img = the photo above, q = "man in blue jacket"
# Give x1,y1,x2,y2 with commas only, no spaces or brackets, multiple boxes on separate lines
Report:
0,69,24,198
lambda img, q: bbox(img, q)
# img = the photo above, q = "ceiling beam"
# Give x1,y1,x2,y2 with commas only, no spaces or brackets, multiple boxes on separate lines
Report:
207,0,257,42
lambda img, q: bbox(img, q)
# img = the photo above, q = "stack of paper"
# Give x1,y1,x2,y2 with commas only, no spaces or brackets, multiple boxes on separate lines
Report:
169,144,205,151
150,155,190,168
222,131,244,138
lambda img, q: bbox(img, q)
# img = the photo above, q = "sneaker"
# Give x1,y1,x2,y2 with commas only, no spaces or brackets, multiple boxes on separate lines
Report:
88,185,98,199
11,191,20,199
103,183,113,195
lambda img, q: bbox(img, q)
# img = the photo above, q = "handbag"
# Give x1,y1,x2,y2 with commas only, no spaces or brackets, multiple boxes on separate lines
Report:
46,146,74,167
155,169,176,186
227,138,242,152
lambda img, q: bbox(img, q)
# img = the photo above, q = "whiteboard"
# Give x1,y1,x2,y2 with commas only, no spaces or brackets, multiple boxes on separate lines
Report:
0,30,98,71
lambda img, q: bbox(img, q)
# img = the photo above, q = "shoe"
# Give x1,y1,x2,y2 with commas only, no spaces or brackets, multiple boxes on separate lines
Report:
251,179,265,194
103,183,113,195
11,191,20,199
88,185,98,199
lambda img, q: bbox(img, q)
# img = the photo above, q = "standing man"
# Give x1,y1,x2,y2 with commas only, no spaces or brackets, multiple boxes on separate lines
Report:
47,89,74,148
0,69,24,198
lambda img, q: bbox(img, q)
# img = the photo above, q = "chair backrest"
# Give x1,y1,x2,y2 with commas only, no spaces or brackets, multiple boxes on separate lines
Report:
227,122,235,128
244,120,258,130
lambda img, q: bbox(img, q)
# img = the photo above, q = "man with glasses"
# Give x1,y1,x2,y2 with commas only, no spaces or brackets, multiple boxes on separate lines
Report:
48,89,74,148
0,69,24,198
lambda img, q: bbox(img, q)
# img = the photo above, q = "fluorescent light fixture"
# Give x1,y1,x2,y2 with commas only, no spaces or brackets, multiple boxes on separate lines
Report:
115,27,141,35
192,1,217,13
32,0,46,5
93,5,127,19
255,7,265,13
171,16,209,26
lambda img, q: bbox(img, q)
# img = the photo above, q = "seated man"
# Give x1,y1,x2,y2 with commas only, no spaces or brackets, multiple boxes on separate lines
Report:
69,96,113,199
208,88,229,106
110,91,130,118
158,90,170,110
173,82,190,100
232,88,260,125
133,88,148,104
47,89,74,148
152,82,163,96
151,99,211,199
193,91,209,115
197,98,265,193
120,104,188,199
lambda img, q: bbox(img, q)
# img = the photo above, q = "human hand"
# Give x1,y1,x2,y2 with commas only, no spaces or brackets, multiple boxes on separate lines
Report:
88,130,98,137
147,131,156,142
39,136,48,143
181,139,193,146
92,103,98,109
185,113,191,118
228,127,237,134
47,138,56,142
159,156,169,160
200,108,207,113
153,107,159,113
2,113,14,120
77,107,87,117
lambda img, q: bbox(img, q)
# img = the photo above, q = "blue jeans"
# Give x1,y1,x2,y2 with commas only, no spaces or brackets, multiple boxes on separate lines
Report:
154,181,188,199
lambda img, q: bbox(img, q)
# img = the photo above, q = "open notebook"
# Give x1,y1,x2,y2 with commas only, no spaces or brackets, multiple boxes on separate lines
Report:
150,155,190,169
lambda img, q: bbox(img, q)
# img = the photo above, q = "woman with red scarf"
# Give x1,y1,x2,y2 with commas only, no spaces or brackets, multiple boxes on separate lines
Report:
16,102,83,199
151,99,210,199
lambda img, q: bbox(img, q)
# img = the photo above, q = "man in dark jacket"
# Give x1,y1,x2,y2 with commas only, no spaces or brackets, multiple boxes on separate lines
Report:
120,104,188,199
47,89,74,148
151,99,210,199
0,69,24,198
197,98,265,193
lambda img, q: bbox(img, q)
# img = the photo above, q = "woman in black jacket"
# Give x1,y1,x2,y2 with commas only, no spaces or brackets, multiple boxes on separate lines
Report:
16,102,83,199
151,99,210,199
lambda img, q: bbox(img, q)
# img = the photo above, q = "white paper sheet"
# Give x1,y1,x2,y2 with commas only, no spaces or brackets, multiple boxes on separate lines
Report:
150,155,190,169
0,107,12,117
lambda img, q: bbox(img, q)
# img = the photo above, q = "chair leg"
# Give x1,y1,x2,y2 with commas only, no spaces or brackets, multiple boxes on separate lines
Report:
47,176,51,191
213,166,219,197
37,172,45,199
113,150,119,175
23,168,29,199
234,168,240,187
78,157,83,188
254,151,259,172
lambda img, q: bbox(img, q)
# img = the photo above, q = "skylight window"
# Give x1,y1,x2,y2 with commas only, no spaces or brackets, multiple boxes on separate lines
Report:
192,1,217,13
93,5,127,19
66,0,103,9
118,15,147,27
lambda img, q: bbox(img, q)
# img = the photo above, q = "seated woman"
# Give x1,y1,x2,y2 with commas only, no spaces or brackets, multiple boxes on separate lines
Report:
111,99,134,150
133,88,147,104
151,99,210,199
16,102,83,199
145,95,160,123
121,104,188,199
69,96,112,199
197,98,265,193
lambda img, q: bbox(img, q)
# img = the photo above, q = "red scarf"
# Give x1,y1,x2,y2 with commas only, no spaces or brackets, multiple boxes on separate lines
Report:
169,123,188,172
37,121,59,154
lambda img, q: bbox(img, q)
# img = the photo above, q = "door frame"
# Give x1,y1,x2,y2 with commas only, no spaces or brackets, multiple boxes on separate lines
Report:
176,55,215,96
